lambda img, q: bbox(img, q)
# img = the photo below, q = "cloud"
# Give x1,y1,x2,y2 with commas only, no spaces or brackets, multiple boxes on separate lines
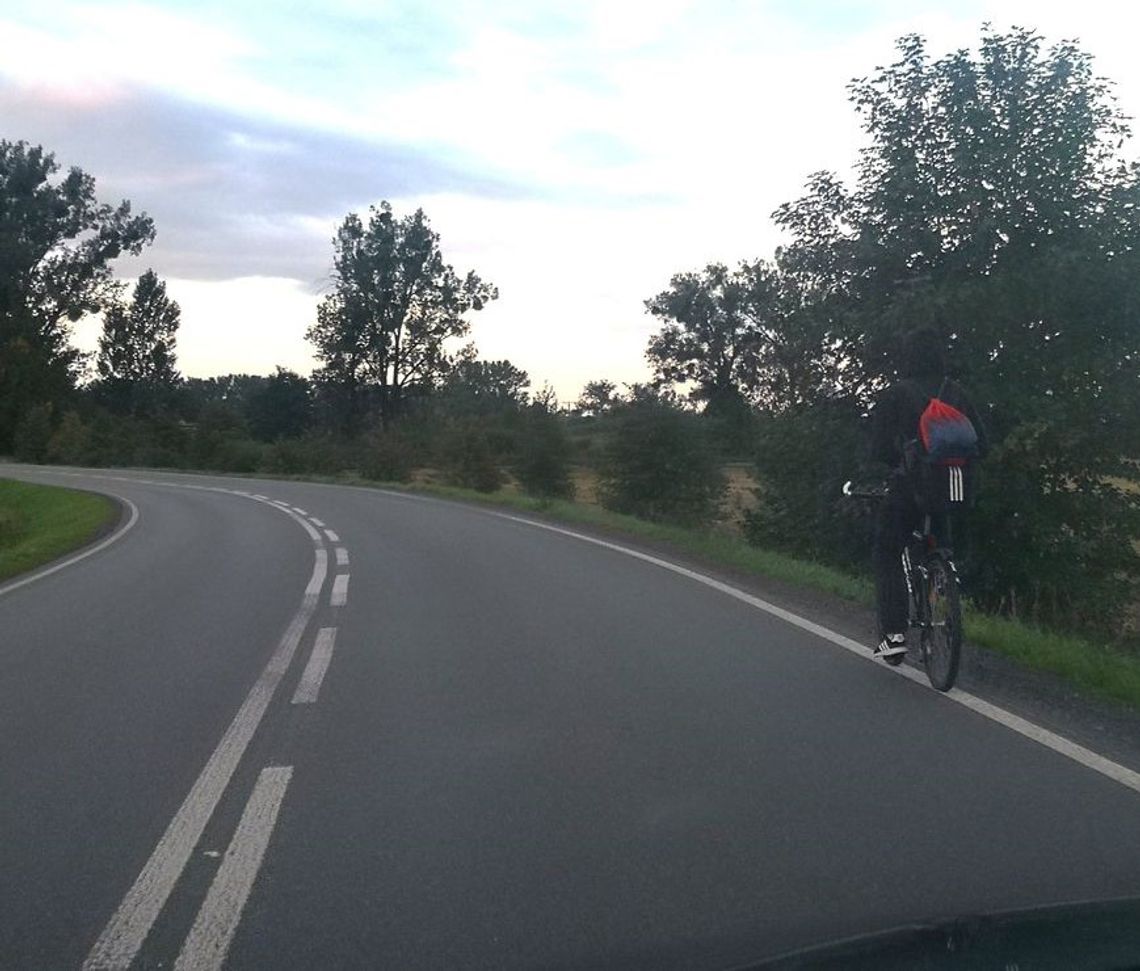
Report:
0,81,528,285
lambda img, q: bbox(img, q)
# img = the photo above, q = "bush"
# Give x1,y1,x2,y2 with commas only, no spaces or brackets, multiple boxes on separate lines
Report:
360,428,417,482
46,411,93,465
743,400,869,568
513,406,575,499
597,401,725,527
442,420,503,492
12,404,53,463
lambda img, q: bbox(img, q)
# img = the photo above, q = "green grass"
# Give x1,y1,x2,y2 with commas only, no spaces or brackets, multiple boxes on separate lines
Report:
0,479,117,583
963,609,1140,709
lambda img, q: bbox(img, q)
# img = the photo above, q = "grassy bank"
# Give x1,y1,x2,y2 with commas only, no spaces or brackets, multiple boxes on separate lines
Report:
0,479,118,583
382,479,1140,711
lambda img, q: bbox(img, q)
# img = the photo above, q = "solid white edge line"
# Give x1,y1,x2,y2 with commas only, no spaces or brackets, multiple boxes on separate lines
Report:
324,528,340,543
330,573,349,607
292,628,338,704
452,505,1140,798
174,766,293,971
0,493,139,599
335,547,349,567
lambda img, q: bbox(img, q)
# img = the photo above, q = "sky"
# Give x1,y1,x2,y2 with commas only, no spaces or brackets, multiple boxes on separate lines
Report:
2,0,1138,400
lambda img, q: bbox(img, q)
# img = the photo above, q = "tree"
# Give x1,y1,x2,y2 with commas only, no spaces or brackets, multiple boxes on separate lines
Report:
96,269,181,415
574,379,621,417
646,261,777,411
439,352,530,415
597,399,725,527
246,367,312,441
513,394,575,500
756,27,1140,634
306,202,497,432
0,141,154,450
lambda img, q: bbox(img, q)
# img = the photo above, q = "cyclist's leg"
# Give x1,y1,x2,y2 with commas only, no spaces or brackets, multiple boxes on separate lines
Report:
874,474,918,639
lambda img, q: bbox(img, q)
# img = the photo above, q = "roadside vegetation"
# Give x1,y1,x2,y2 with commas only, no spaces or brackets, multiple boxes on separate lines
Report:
0,480,116,583
1,27,1136,702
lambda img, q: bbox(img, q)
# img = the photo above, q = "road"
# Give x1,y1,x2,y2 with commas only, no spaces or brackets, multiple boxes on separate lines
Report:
2,464,1140,970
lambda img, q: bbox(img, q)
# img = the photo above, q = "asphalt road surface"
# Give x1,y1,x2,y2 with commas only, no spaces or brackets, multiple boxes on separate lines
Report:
2,464,1140,970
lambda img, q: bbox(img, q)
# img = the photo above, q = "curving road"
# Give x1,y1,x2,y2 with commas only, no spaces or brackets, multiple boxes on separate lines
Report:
2,464,1140,970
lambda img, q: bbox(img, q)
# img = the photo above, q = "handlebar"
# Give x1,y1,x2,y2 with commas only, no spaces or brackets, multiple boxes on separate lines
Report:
843,480,887,501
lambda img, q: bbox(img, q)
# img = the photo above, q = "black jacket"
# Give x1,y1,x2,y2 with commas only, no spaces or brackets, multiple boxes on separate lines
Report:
870,376,989,469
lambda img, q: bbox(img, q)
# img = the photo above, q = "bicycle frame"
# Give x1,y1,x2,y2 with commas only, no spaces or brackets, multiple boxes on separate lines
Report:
903,513,958,631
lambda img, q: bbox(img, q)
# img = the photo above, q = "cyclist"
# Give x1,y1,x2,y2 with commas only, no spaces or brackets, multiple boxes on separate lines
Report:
868,326,988,660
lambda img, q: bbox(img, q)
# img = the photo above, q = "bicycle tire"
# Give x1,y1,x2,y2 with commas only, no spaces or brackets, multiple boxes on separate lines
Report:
920,553,962,691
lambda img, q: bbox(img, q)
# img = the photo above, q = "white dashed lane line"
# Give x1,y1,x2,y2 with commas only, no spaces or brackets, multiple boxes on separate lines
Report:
309,517,326,528
324,529,340,543
330,574,349,607
174,766,293,971
292,628,338,705
335,547,349,567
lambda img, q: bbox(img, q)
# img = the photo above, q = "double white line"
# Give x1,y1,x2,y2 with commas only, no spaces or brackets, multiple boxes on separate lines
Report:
83,497,328,971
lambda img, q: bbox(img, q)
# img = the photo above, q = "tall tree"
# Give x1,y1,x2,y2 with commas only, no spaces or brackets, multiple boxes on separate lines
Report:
757,27,1140,632
306,202,497,431
0,141,154,448
96,269,181,415
645,260,804,415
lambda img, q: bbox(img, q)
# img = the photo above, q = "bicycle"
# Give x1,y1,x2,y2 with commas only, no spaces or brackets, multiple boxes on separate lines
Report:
843,479,963,692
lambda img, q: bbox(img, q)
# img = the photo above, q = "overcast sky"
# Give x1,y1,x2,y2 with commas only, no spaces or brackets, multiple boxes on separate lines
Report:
2,0,1137,399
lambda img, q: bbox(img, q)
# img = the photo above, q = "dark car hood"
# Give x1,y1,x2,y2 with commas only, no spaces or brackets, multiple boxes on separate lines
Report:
737,896,1140,970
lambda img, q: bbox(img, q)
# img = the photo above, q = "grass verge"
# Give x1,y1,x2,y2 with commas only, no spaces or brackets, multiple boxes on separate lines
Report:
0,478,117,583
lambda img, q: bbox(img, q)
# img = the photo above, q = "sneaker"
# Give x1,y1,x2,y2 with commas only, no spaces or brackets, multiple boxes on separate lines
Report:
874,633,907,659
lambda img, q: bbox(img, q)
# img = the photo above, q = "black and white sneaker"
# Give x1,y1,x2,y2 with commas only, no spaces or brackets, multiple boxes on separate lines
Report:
874,633,907,660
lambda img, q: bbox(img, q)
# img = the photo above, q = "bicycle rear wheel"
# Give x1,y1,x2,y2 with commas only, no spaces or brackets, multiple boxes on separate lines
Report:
920,554,962,691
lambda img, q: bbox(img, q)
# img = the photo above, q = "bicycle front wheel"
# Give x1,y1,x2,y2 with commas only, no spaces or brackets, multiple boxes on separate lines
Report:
920,553,962,691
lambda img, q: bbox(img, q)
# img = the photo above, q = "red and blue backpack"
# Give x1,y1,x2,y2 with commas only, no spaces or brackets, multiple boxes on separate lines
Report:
908,378,979,507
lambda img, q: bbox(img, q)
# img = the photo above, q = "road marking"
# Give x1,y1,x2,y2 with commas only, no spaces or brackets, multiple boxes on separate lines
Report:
335,547,349,567
310,517,326,528
174,766,293,971
252,494,268,500
292,628,337,704
305,550,328,603
82,537,325,969
459,507,1140,798
0,495,139,600
291,506,307,516
324,528,340,543
330,573,349,607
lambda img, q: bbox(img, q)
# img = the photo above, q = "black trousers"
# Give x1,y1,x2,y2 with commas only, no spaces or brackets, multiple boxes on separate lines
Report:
874,477,917,637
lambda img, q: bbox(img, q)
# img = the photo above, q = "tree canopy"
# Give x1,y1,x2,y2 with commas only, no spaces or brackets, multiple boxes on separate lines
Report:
96,269,181,415
0,140,153,448
306,202,498,431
